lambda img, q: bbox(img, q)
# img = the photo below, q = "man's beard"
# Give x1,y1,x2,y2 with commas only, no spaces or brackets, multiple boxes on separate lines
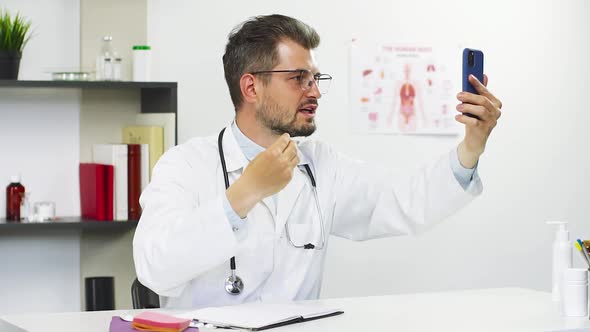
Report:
255,96,317,137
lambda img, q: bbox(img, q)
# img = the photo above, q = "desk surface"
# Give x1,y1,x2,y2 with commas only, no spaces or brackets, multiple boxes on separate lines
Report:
2,288,589,332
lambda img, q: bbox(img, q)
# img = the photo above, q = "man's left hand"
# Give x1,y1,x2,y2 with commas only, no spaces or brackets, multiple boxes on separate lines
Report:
455,74,503,168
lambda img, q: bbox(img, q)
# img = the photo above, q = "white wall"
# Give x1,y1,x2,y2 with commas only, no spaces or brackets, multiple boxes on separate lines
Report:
80,0,147,81
0,0,81,313
147,0,590,298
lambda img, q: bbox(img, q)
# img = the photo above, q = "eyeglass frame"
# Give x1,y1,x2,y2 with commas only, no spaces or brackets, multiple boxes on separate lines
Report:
249,69,333,94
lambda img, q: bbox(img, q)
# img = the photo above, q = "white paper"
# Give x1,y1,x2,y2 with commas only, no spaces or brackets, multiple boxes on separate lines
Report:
140,143,149,191
179,302,342,330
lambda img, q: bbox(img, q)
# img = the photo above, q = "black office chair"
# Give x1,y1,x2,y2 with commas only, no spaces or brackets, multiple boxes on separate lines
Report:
131,278,161,309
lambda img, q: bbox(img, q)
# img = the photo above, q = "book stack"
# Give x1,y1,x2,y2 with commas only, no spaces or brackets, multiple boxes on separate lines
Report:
79,126,164,221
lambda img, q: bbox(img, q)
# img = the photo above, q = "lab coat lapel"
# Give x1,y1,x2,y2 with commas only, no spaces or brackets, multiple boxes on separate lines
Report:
275,169,306,235
221,123,276,216
261,196,276,215
221,124,248,173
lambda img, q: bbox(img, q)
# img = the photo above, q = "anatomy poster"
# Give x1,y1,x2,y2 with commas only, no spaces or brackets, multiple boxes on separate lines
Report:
350,41,461,135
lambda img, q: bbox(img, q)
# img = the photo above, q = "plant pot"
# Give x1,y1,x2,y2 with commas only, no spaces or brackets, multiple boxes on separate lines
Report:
0,50,22,80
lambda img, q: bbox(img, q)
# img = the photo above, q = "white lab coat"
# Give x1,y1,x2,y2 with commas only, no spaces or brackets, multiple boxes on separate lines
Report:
133,124,482,309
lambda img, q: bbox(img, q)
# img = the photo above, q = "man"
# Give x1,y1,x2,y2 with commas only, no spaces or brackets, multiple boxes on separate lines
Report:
133,14,502,309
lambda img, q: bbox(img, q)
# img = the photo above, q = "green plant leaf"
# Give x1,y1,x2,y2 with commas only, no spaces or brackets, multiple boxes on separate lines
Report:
0,8,32,53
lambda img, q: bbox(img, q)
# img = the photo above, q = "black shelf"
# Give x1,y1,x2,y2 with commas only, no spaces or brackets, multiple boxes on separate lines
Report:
0,217,138,232
0,79,178,116
0,79,175,89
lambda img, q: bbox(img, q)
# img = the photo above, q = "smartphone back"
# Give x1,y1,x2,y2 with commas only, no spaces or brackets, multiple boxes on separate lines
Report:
462,48,484,94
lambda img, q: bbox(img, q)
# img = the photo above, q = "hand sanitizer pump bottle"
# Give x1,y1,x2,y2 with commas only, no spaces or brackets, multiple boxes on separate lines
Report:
546,221,572,302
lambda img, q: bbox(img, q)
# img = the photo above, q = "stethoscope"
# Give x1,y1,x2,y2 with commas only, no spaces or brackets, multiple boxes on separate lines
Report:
218,128,326,295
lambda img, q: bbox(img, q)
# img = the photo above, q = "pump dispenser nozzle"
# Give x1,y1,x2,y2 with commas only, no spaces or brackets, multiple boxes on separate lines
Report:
546,221,569,242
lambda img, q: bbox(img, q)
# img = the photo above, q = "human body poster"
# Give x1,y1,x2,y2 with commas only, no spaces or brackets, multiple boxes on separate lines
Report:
350,41,461,135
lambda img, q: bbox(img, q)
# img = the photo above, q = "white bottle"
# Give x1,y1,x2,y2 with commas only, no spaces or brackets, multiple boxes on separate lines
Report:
96,36,116,81
562,268,588,317
546,221,573,302
132,45,151,81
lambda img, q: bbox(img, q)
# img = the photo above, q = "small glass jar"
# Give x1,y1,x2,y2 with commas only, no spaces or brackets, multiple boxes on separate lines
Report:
33,201,55,222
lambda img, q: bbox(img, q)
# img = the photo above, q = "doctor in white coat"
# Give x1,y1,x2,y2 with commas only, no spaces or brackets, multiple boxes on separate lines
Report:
133,14,503,309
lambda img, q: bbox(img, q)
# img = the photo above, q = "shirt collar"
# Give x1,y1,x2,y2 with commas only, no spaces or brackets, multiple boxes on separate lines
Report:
231,121,264,161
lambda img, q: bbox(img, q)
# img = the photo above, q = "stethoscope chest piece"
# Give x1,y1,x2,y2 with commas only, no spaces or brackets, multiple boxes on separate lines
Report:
224,270,244,295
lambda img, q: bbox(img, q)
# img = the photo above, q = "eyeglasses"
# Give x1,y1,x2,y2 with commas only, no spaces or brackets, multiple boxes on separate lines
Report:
250,69,332,94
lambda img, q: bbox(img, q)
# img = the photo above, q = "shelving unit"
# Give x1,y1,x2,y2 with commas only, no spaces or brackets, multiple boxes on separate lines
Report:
0,79,177,232
0,218,139,232
0,78,178,310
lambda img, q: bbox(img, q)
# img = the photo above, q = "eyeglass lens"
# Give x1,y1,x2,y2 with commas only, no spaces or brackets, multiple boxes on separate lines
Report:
300,71,331,94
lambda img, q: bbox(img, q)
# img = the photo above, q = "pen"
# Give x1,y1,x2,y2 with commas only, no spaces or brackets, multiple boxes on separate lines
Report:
574,239,590,268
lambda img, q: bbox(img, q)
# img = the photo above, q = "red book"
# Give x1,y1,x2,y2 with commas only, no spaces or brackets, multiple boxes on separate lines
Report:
127,144,142,220
80,163,114,221
105,165,114,221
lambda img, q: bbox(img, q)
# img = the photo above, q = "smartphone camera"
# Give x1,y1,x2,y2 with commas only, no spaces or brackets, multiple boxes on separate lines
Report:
468,51,475,67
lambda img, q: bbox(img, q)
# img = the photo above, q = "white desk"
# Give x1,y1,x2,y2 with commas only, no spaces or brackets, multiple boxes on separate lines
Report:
2,288,589,332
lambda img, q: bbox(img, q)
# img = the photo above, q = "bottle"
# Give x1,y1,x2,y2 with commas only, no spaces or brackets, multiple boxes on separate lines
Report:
20,192,30,222
132,45,151,81
546,221,572,302
6,175,25,221
113,57,122,81
103,57,113,81
562,268,588,317
96,36,116,81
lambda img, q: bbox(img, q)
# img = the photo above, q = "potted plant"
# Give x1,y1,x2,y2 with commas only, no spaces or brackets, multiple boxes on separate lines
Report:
0,9,32,79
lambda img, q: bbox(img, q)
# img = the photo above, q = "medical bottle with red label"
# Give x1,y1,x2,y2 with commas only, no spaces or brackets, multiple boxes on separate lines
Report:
6,175,25,221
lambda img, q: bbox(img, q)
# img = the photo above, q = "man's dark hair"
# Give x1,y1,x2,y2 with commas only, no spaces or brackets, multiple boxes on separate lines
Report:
222,14,320,110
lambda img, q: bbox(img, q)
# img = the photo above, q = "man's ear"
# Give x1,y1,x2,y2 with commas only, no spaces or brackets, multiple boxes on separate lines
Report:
240,74,258,104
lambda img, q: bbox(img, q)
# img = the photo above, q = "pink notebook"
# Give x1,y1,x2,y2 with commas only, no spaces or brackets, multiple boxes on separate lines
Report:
132,312,191,331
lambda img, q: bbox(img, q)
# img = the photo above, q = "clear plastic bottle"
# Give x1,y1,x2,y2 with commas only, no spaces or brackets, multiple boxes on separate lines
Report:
20,192,30,222
96,36,117,81
6,175,25,221
103,57,113,81
113,57,122,81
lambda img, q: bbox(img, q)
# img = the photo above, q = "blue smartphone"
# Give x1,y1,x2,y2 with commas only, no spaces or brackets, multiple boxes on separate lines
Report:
462,48,484,94
462,48,484,118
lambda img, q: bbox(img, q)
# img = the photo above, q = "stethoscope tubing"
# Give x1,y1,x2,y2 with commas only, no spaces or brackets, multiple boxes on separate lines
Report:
218,128,238,275
218,127,325,295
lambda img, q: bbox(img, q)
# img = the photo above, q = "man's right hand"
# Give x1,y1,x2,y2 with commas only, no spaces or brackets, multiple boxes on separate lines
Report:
226,133,300,218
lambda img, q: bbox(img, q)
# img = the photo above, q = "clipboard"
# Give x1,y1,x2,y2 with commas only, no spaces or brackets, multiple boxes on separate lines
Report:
180,302,344,331
216,310,344,331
